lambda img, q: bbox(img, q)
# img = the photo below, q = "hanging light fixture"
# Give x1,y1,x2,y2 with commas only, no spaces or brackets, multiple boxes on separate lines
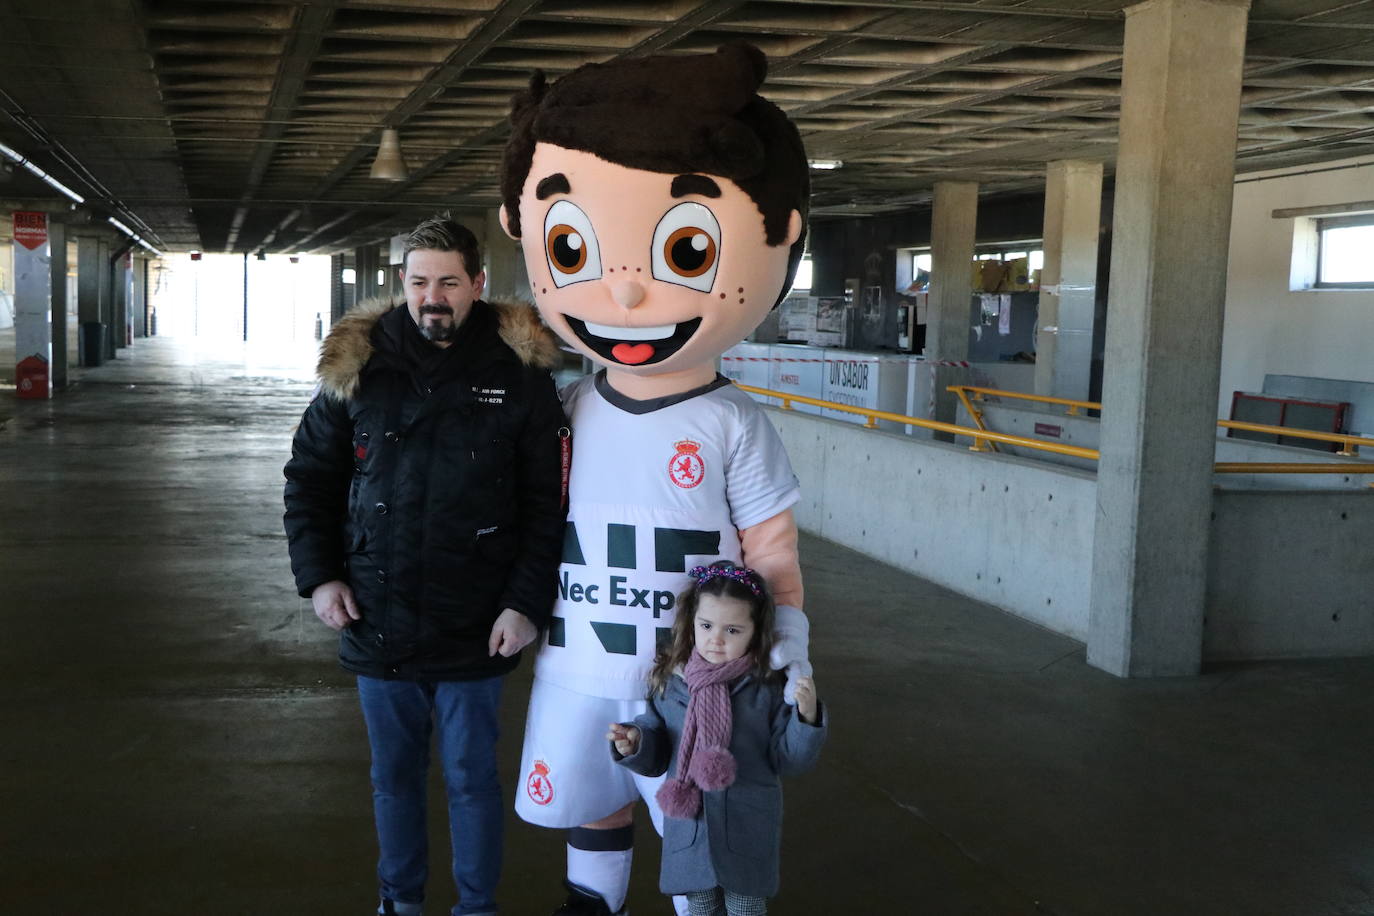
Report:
369,128,409,181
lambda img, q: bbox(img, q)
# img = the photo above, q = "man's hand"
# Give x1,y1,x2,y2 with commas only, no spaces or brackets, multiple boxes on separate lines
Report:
311,580,360,631
488,608,538,657
607,723,641,757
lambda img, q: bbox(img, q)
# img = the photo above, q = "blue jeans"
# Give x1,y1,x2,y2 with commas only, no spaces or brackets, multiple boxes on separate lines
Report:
357,675,504,916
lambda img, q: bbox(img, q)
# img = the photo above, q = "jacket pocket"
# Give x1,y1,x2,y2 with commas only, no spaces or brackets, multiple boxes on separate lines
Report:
474,525,517,561
663,811,699,853
723,786,780,859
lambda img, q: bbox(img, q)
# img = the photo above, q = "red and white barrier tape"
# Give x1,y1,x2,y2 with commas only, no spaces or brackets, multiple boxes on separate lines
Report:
721,355,973,368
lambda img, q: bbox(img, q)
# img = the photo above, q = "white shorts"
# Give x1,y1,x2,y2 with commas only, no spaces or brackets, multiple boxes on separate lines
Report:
514,676,667,831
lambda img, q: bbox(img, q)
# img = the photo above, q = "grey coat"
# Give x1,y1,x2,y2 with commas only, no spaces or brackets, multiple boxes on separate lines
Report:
614,672,827,898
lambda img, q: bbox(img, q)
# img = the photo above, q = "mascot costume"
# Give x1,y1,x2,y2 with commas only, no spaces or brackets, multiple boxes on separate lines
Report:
499,42,812,916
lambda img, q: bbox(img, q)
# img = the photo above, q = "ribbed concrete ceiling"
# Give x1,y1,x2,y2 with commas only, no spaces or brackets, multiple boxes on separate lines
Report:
2,0,1373,255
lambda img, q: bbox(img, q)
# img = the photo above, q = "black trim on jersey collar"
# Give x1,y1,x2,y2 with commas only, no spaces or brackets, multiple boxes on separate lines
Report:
593,369,732,415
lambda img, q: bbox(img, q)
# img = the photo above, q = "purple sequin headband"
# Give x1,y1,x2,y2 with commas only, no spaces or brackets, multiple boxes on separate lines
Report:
688,564,763,597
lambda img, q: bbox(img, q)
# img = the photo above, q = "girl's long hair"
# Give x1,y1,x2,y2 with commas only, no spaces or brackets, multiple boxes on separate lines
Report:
648,561,777,696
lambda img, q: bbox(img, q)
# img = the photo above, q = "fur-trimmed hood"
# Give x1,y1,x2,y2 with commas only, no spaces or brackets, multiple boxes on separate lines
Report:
316,297,561,401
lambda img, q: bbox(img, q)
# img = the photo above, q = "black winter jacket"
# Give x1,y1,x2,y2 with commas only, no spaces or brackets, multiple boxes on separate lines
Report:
283,298,568,680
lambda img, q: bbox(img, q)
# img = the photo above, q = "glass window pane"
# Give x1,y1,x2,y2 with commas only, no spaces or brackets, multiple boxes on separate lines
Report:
914,253,932,272
792,257,813,291
1319,224,1374,283
1030,250,1044,271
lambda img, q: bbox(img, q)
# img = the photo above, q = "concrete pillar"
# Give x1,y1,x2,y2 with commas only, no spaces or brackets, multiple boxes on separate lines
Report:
927,180,978,427
76,235,102,366
12,211,52,398
98,238,114,360
242,253,249,342
1087,0,1251,677
387,233,405,301
132,257,147,339
354,245,380,306
484,207,531,304
48,219,67,389
76,235,100,324
112,249,130,350
1035,160,1103,401
329,253,345,322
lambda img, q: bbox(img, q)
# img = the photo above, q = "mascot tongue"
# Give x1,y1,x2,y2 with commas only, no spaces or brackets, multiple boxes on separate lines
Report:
612,342,655,365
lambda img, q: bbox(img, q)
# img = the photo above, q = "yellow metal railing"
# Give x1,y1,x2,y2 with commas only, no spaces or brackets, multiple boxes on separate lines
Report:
1216,419,1372,457
733,382,1374,480
952,385,1374,461
734,384,1098,460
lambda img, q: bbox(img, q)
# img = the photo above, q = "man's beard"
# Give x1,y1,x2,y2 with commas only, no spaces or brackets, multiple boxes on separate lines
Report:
418,305,456,342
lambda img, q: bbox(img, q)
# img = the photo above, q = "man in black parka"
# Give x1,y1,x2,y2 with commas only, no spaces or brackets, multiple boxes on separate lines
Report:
283,214,567,916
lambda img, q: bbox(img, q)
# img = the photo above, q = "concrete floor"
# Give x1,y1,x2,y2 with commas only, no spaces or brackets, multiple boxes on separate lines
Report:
2,335,1372,916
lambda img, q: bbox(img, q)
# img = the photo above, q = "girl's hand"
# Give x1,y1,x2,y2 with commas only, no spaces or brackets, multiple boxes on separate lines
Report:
794,676,819,724
607,723,641,756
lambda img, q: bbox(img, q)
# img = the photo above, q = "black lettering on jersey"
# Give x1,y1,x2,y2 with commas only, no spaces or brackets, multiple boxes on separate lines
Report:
607,523,636,569
655,527,722,573
591,621,636,655
562,522,586,565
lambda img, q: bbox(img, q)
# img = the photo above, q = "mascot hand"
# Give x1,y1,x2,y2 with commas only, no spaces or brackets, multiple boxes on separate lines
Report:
770,604,812,705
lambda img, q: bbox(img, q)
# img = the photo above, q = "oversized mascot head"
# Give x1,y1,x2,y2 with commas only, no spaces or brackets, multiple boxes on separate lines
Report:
500,42,809,389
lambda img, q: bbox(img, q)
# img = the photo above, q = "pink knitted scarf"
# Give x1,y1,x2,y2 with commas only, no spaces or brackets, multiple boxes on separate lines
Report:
656,649,754,819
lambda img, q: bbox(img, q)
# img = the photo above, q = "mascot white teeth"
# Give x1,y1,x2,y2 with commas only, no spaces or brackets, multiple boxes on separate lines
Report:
500,41,813,916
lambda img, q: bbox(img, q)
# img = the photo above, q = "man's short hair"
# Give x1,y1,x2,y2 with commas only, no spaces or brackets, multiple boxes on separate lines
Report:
499,42,808,291
403,213,482,279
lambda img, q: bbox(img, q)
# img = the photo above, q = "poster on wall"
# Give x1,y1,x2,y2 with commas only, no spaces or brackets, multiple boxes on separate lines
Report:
812,297,848,347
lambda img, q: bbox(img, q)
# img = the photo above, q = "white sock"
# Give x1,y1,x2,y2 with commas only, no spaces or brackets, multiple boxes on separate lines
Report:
568,844,633,913
672,893,690,915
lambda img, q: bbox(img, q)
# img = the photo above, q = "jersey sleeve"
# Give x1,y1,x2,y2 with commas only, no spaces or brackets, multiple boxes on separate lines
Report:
724,399,801,531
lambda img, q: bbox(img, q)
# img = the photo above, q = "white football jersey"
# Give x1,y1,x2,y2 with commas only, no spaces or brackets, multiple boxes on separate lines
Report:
535,371,800,699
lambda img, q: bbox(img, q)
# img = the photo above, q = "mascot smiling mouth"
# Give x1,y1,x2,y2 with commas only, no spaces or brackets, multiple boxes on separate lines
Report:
564,316,703,366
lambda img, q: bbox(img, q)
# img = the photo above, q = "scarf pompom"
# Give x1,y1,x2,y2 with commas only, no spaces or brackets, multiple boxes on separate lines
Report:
657,776,701,819
691,745,737,791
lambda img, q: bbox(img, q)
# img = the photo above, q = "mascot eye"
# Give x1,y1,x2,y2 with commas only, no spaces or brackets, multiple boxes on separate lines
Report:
651,202,721,292
543,200,602,287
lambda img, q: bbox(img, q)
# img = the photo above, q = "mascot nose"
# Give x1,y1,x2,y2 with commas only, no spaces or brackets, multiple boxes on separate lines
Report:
610,280,646,310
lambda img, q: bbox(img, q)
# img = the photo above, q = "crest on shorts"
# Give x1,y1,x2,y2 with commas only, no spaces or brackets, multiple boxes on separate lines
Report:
526,759,555,806
668,439,705,490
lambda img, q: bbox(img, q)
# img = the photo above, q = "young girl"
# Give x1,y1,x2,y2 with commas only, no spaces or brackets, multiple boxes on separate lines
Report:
607,562,826,916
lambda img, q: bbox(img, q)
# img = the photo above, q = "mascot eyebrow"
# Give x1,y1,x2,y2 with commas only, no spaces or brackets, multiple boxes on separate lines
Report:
536,172,724,202
536,173,571,199
670,174,722,199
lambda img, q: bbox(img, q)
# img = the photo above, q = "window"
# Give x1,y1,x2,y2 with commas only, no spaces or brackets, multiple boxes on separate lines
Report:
1316,215,1374,288
341,267,356,285
905,246,1043,285
1277,202,1374,291
792,256,813,291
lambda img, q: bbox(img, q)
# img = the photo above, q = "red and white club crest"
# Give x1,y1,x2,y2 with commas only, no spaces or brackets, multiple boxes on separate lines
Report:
668,439,705,489
526,759,554,806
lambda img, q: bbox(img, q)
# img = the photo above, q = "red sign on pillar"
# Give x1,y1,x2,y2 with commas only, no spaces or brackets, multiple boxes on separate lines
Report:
13,211,48,250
